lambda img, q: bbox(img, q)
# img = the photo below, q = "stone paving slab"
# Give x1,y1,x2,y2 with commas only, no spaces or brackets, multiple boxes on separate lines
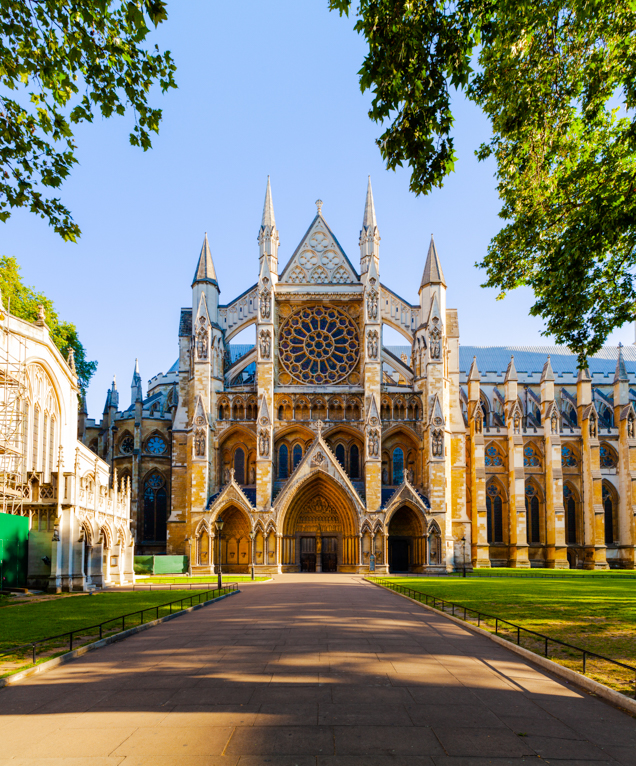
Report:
0,573,634,765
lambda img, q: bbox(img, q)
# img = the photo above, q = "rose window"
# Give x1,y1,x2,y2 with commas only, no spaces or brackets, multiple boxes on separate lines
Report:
279,305,360,384
119,436,134,455
147,436,167,455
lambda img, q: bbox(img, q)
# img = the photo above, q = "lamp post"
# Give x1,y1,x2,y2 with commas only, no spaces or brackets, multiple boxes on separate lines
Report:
461,535,466,578
215,517,224,591
249,530,255,580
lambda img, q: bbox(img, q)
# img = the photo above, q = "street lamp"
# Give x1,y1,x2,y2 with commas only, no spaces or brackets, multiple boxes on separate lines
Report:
461,535,467,578
249,530,255,580
215,516,224,591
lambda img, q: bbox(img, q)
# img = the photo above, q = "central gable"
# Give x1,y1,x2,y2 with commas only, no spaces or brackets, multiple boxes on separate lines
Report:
279,214,359,286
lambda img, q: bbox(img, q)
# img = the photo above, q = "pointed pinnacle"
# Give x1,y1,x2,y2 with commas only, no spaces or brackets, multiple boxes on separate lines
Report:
362,175,377,231
614,344,629,383
192,233,218,286
261,176,276,228
468,356,481,382
577,366,592,382
504,355,518,382
541,355,555,383
420,235,446,288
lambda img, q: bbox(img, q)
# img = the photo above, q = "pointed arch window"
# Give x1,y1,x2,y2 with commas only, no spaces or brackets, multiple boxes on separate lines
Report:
335,444,346,469
602,484,615,544
278,444,289,480
523,445,541,468
600,444,618,469
564,485,577,544
49,416,55,475
486,483,503,543
234,448,245,485
293,444,303,471
485,443,504,467
525,484,541,543
350,444,360,479
143,473,167,542
561,445,578,467
392,447,404,484
42,412,48,474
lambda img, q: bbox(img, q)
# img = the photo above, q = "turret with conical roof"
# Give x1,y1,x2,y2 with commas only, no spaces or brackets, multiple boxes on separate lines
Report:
192,233,220,323
419,235,446,331
359,176,380,276
131,358,143,406
614,344,629,405
258,176,279,281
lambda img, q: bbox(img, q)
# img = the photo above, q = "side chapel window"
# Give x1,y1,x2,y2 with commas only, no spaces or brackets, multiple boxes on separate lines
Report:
278,444,289,480
335,444,346,469
486,483,503,543
234,448,245,485
392,447,404,484
350,444,360,479
143,473,167,542
293,444,303,471
525,484,540,543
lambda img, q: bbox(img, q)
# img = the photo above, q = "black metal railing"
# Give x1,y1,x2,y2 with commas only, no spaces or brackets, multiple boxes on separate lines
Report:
129,580,239,591
0,583,238,671
368,577,636,698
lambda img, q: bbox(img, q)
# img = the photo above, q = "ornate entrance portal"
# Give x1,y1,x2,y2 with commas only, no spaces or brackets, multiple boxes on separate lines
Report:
280,475,360,572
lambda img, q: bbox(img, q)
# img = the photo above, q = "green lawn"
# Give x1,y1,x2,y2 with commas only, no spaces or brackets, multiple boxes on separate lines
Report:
0,587,231,676
470,567,636,577
371,576,636,695
140,575,270,584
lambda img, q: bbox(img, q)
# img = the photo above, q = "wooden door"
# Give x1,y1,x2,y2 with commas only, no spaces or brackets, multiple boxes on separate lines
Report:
300,537,316,572
321,537,338,572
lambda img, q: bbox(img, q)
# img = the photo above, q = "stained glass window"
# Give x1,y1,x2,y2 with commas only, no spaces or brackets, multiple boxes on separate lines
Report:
234,448,245,485
147,435,166,455
485,444,503,467
561,445,577,467
392,447,404,484
278,444,289,480
523,445,540,467
278,305,360,385
120,436,134,455
293,444,303,470
143,473,167,542
525,484,540,543
486,483,503,543
564,486,576,544
600,445,617,469
350,444,360,479
335,444,346,469
602,484,614,544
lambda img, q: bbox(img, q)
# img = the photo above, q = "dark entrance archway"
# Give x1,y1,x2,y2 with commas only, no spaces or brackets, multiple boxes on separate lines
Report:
388,505,426,573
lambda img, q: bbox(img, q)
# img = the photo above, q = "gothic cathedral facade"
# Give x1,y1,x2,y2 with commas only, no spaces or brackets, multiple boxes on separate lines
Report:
82,179,636,572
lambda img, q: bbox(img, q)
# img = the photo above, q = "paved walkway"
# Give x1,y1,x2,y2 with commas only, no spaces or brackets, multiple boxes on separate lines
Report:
0,574,634,765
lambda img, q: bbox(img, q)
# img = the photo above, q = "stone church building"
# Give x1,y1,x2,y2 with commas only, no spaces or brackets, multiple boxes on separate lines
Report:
82,179,636,572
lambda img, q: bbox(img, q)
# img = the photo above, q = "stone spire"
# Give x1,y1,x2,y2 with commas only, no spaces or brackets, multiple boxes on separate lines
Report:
258,176,279,279
614,344,629,383
468,356,481,382
131,358,143,405
540,355,555,383
420,235,446,289
192,233,218,287
504,355,518,382
359,176,380,276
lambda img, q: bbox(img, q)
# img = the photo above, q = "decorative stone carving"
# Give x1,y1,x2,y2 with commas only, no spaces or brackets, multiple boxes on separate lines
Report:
431,428,444,457
428,317,442,360
259,329,271,359
366,288,378,321
258,428,270,457
194,428,206,457
367,330,379,360
368,428,380,458
196,317,209,360
311,450,326,466
629,413,635,439
259,281,271,320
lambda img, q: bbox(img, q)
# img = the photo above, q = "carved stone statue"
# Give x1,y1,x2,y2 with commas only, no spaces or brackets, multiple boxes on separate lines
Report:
629,415,635,439
551,412,558,434
382,467,389,484
249,465,256,484
259,329,271,359
260,287,271,320
223,465,230,484
367,330,379,359
258,428,270,457
431,428,443,457
194,428,206,457
366,289,378,321
368,428,380,458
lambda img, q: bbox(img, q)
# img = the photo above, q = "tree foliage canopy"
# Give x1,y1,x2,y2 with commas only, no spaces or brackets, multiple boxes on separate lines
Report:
0,255,97,392
0,0,176,241
330,0,636,365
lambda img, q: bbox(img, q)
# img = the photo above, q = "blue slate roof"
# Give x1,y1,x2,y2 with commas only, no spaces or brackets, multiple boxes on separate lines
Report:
386,344,636,379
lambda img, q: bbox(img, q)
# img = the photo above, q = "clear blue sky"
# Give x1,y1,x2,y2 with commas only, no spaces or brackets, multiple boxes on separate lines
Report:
2,1,632,417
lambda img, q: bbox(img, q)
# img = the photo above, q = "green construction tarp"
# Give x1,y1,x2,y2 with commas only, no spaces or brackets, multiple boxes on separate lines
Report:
134,555,188,575
0,512,28,589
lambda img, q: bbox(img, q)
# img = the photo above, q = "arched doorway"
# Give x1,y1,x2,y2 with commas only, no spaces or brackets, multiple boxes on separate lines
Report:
388,505,426,573
281,475,359,573
216,506,252,573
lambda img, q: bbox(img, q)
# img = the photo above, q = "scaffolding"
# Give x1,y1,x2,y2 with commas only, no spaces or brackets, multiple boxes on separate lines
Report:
0,315,27,516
